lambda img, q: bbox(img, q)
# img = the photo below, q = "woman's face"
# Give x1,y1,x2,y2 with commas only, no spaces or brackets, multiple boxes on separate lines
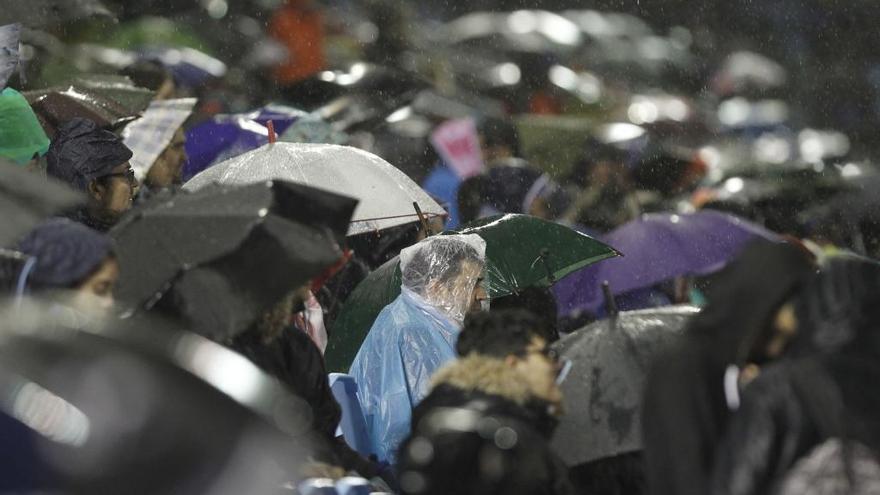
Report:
70,257,119,318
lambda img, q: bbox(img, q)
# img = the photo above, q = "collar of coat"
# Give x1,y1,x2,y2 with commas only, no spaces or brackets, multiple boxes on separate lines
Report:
429,354,533,406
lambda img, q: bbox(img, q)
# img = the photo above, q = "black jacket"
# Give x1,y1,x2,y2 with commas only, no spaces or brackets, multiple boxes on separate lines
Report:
229,326,383,479
641,240,814,495
399,355,575,495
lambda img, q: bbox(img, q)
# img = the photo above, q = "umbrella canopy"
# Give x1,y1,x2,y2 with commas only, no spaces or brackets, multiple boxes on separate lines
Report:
24,81,152,138
325,214,618,371
67,74,155,113
0,158,85,246
0,23,20,90
112,180,357,339
551,305,699,466
122,97,196,181
182,104,307,180
0,298,308,493
0,0,115,28
554,210,779,317
184,142,446,236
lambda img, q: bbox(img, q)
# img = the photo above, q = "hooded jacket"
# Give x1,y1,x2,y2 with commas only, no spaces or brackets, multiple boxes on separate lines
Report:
349,235,486,463
711,256,880,495
641,240,814,495
349,289,461,463
400,355,574,495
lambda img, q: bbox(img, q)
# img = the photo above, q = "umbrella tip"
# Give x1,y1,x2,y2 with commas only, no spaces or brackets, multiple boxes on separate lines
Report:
602,280,618,317
267,120,276,144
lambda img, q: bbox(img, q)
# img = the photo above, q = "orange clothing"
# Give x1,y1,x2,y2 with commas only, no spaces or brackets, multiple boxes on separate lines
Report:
270,1,326,84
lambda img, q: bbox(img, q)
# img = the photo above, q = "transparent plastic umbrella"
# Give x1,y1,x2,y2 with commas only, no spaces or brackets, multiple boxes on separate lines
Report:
184,142,445,236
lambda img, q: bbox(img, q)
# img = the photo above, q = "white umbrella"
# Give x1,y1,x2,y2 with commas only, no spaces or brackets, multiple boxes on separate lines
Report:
183,142,445,236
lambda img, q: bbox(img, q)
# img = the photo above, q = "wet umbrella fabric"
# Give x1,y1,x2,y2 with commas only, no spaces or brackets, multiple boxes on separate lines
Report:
0,0,115,28
550,305,699,466
24,83,151,138
0,158,85,246
184,142,446,236
0,23,20,90
182,105,307,180
112,180,357,339
0,299,309,494
554,211,779,317
325,214,618,371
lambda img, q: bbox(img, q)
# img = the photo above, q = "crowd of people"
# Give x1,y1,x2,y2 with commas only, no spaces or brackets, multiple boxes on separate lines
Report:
2,1,880,494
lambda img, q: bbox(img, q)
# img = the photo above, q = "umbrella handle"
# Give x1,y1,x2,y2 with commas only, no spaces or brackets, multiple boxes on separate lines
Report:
602,280,619,317
413,202,432,236
267,120,276,144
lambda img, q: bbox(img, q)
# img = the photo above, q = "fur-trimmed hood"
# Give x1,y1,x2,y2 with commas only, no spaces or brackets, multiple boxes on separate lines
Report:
429,354,533,406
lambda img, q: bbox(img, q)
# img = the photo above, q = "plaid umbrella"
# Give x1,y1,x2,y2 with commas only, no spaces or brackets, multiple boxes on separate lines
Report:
122,98,196,180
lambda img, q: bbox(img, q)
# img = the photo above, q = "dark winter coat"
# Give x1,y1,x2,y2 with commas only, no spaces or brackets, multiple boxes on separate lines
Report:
711,255,880,495
641,240,814,495
229,326,383,479
399,355,575,495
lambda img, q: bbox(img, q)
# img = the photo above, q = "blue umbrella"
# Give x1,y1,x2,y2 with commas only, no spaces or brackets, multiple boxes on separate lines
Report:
182,105,307,181
553,210,781,317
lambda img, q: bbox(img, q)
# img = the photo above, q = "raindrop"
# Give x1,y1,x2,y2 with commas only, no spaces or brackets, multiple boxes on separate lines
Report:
400,471,427,494
494,426,518,449
407,436,435,464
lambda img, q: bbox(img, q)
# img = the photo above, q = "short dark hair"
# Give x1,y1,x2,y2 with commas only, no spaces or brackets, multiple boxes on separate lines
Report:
491,287,560,342
478,117,520,157
121,60,173,91
457,309,546,358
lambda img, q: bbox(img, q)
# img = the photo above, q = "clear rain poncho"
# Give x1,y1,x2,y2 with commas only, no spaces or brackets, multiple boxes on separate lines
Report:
349,235,486,463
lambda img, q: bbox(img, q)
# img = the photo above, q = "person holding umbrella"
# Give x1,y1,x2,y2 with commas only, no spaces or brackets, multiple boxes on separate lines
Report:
46,118,136,232
349,235,488,463
16,218,118,319
397,309,572,495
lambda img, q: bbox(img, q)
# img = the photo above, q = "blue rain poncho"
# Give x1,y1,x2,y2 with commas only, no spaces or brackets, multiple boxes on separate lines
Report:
349,235,486,463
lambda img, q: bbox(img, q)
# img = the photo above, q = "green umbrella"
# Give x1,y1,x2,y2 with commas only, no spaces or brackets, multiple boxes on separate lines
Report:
325,214,619,372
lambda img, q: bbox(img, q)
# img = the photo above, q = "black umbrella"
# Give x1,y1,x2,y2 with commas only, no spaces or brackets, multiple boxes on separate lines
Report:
0,159,85,246
0,297,309,493
112,180,358,339
550,305,699,467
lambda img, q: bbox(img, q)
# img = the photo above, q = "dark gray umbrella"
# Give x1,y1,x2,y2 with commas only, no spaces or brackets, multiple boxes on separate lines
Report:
0,0,115,28
112,180,358,340
0,158,85,246
0,298,309,493
550,305,699,466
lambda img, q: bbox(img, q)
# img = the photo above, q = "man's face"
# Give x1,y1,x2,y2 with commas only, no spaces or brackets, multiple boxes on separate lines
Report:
426,258,486,321
89,162,137,224
146,128,187,188
457,260,487,315
510,336,563,409
70,257,119,319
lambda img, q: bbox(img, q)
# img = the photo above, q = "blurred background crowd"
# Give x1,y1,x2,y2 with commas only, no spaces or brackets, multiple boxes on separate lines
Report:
3,0,880,494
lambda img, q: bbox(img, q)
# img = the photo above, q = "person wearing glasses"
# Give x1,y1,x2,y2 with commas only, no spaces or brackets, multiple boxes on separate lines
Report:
397,309,573,495
46,118,137,232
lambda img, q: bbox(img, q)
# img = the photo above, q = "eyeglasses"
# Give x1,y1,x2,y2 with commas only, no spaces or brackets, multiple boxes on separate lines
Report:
105,168,137,186
523,346,560,363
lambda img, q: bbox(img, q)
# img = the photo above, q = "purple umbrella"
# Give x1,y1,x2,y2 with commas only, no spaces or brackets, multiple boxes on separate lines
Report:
182,105,307,181
554,210,780,316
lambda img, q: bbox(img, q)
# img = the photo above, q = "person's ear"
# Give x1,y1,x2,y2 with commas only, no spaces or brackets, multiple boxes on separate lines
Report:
87,179,105,201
